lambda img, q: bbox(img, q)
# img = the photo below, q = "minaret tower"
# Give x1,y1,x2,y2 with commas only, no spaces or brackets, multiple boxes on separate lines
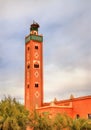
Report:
25,22,43,111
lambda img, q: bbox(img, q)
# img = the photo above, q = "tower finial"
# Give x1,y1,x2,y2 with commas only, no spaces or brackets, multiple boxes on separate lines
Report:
33,20,36,24
30,21,40,33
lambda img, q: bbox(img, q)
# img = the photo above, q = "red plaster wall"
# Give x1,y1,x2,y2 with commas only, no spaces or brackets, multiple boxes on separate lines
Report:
72,97,91,118
25,38,43,111
38,96,91,119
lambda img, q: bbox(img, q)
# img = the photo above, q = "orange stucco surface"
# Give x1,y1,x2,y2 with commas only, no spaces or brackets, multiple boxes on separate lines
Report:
37,95,91,119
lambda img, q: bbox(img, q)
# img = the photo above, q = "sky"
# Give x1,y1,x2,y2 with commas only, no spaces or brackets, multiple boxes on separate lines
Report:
0,0,91,103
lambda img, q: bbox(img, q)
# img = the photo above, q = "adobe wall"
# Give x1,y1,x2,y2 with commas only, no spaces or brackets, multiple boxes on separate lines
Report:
38,96,91,119
72,97,91,118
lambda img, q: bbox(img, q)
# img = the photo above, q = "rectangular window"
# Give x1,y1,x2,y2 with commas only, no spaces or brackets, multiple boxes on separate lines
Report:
35,83,38,87
27,84,29,88
88,114,91,119
27,47,30,51
76,114,80,119
35,45,38,49
27,64,30,69
34,64,39,68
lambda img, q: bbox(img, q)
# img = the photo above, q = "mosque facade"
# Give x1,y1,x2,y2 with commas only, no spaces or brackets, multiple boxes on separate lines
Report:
25,22,91,120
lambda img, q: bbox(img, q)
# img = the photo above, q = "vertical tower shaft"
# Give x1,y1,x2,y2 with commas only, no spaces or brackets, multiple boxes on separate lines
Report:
25,22,43,111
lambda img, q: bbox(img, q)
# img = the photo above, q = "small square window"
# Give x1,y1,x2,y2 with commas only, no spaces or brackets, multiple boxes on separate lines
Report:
27,65,30,69
35,83,38,87
34,64,39,68
35,46,38,49
27,84,29,88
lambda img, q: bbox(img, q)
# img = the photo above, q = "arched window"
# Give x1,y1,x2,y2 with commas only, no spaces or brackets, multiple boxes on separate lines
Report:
27,64,30,69
27,47,30,51
27,84,29,88
76,114,80,119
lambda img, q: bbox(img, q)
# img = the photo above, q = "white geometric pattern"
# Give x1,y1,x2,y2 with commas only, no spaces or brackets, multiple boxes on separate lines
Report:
34,52,39,59
35,91,40,98
34,71,39,78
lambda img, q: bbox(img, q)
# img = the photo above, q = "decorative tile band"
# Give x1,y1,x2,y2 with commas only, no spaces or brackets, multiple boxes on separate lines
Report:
25,35,43,43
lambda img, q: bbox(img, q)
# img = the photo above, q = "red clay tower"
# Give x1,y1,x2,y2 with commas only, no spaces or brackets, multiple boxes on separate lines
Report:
24,23,91,123
25,22,43,111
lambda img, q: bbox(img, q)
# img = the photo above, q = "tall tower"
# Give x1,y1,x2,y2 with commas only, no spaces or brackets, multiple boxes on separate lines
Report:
25,22,43,111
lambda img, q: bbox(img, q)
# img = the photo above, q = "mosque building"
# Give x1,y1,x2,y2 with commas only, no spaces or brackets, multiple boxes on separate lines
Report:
25,22,91,119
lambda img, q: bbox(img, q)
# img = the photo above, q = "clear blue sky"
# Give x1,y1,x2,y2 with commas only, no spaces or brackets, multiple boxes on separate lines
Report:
0,0,91,103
